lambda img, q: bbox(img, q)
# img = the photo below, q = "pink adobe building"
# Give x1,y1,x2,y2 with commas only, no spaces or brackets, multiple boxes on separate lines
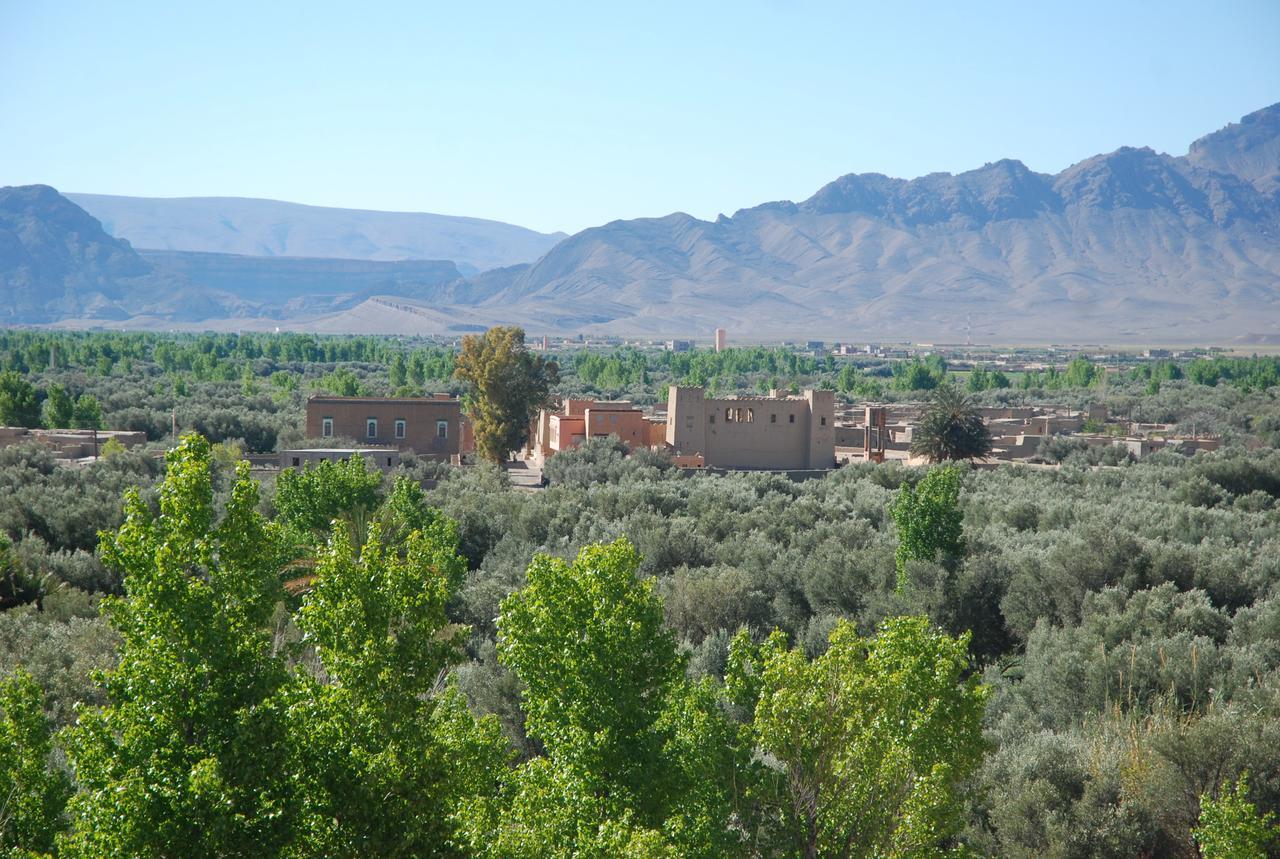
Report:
530,399,666,458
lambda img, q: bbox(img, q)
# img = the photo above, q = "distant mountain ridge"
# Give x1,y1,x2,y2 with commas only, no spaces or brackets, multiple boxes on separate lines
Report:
424,103,1278,342
66,194,566,273
0,186,466,324
4,103,1280,342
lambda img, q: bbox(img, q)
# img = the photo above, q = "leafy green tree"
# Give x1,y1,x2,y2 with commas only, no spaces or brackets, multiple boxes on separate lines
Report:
0,371,41,428
274,454,384,537
910,383,992,462
0,669,72,855
60,435,295,858
389,351,408,388
732,617,988,859
70,394,103,430
320,366,363,396
1194,774,1277,859
454,326,558,463
41,383,74,429
1064,355,1101,388
463,539,739,856
892,464,965,590
285,504,506,857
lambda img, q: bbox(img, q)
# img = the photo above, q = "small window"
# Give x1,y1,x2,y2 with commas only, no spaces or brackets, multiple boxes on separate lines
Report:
366,418,378,439
387,457,393,467
746,408,754,422
395,419,406,439
437,420,448,439
291,457,300,467
725,408,733,422
709,415,716,424
610,414,617,423
820,416,827,426
321,417,333,437
770,413,777,423
789,414,795,424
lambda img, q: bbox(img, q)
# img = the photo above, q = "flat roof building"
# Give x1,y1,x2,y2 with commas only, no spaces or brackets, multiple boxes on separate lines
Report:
531,399,666,458
305,395,470,461
665,386,835,470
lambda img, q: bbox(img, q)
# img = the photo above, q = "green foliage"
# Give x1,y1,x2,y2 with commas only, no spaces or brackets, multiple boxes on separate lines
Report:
70,394,103,430
0,371,41,428
319,366,364,396
910,383,993,462
285,510,503,856
966,364,1012,392
60,435,294,857
467,539,740,856
893,355,948,391
41,383,74,429
892,464,965,590
735,617,988,858
274,454,384,536
0,669,71,855
454,326,558,464
1195,774,1277,859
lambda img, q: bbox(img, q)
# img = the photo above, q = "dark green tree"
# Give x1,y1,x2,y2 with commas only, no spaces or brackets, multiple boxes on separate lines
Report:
70,394,102,430
0,372,41,428
454,326,558,464
910,383,992,463
42,383,74,428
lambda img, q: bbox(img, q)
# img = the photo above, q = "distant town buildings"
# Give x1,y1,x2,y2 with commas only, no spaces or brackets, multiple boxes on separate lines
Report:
666,386,835,470
714,328,727,352
0,426,146,462
665,339,692,353
305,395,471,461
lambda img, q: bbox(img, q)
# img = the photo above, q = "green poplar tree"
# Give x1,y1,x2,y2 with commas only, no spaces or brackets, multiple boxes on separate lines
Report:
284,488,507,857
730,617,988,859
892,464,966,591
0,670,72,855
60,435,295,858
41,383,74,428
461,539,741,856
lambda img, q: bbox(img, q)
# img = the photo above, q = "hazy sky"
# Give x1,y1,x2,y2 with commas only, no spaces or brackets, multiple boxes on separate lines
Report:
2,1,1278,234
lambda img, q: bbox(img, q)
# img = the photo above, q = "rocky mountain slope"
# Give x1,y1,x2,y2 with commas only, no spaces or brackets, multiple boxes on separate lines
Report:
428,103,1277,343
67,194,566,273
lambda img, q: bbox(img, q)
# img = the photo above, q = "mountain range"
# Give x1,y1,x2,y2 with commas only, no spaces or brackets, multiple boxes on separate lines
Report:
66,194,566,274
4,103,1279,343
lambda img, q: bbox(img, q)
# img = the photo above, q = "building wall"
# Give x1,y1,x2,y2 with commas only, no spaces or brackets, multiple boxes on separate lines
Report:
280,449,401,472
665,386,835,470
305,396,465,461
535,400,653,456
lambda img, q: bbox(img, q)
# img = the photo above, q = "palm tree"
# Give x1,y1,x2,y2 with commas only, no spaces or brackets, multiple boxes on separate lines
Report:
910,383,993,463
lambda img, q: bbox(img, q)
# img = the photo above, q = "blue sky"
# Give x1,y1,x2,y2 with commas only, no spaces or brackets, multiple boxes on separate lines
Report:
2,1,1277,234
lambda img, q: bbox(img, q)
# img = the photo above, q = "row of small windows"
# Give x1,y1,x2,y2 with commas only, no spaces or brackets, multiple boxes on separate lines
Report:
320,417,447,440
709,410,797,425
